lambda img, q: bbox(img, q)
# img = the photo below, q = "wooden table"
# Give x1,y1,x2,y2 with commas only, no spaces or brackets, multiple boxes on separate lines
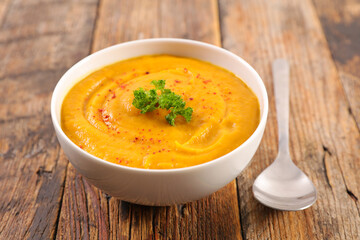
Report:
1,0,359,239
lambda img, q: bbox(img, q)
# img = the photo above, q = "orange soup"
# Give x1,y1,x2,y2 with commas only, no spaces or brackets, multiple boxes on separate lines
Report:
61,55,260,169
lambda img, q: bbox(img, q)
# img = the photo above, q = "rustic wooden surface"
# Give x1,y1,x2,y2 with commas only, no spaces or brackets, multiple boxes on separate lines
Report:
0,0,359,239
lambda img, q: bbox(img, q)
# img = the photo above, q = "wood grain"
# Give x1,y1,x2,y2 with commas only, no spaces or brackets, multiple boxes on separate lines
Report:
92,0,221,51
220,0,360,239
312,0,360,129
0,0,11,27
0,0,98,238
56,0,242,239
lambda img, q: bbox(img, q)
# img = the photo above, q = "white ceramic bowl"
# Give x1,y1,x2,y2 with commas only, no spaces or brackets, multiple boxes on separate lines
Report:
51,38,268,206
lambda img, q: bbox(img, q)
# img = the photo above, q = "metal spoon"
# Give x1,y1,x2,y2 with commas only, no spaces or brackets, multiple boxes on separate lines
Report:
252,59,317,211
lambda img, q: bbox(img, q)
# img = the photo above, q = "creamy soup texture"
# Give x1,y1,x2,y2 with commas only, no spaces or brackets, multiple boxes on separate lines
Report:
61,55,260,169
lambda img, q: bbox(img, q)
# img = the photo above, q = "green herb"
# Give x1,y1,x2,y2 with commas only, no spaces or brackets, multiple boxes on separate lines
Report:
132,80,193,126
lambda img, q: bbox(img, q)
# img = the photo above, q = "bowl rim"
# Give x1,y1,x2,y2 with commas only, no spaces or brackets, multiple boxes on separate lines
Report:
51,38,268,173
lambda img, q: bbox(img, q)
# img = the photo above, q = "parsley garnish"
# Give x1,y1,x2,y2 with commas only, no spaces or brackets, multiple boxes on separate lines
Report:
132,80,193,126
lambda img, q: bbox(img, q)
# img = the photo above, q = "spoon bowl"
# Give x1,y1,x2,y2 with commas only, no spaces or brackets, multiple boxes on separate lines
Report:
252,59,317,211
253,153,317,210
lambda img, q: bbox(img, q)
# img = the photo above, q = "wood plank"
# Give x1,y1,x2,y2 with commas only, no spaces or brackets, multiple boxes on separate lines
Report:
220,0,360,239
0,0,11,27
91,0,221,51
0,0,99,239
56,0,242,239
312,0,360,129
338,71,360,129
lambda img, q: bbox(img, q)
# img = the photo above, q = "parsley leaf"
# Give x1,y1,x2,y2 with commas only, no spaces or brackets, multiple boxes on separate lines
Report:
132,80,193,126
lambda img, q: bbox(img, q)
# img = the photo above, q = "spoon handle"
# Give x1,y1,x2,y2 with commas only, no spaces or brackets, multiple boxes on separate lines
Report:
272,59,290,156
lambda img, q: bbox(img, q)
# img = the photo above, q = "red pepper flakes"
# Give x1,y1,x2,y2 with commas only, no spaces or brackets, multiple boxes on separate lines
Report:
108,89,112,92
120,84,127,89
135,137,139,141
175,80,181,83
213,92,217,95
124,160,129,164
158,150,161,152
184,68,188,73
153,152,156,154
158,140,161,143
112,93,116,99
196,74,200,78
145,71,150,74
79,146,84,149
150,138,153,141
203,86,207,89
228,91,232,94
203,80,212,84
189,97,194,100
148,129,151,132
202,99,205,101
98,108,103,112
117,131,120,134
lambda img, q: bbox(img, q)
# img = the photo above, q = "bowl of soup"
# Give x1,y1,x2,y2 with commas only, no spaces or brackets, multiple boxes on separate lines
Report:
51,38,268,205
